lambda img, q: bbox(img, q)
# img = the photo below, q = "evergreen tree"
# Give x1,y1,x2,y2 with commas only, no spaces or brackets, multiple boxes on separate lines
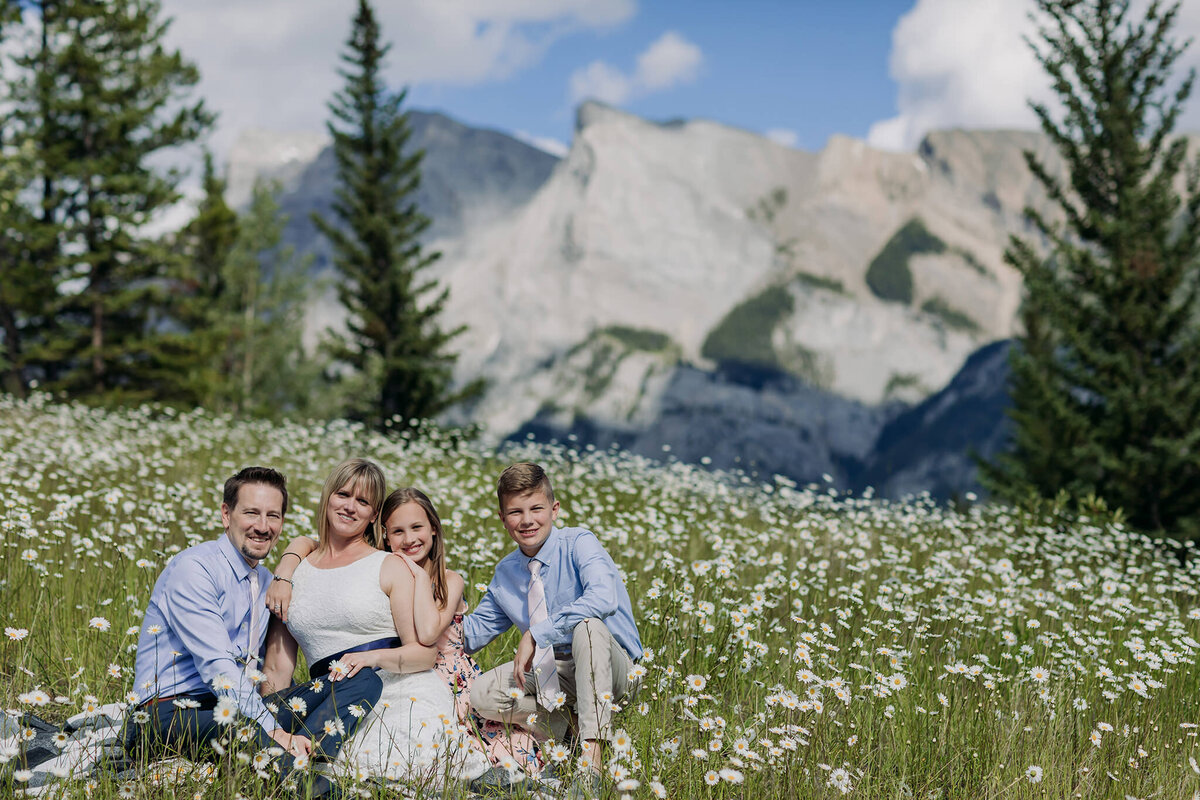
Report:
981,0,1200,537
0,138,57,397
314,0,481,427
218,180,320,417
9,0,212,400
156,150,241,406
177,151,239,316
163,173,319,417
0,5,57,397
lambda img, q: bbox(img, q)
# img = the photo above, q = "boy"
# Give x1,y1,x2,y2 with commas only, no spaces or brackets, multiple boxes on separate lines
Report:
464,462,642,798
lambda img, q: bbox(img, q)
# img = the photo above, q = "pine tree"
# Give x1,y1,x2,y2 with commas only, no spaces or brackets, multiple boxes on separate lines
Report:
218,180,320,417
157,150,241,407
177,151,239,318
981,0,1200,537
0,3,57,398
0,137,57,397
314,0,481,427
9,0,212,400
164,172,319,417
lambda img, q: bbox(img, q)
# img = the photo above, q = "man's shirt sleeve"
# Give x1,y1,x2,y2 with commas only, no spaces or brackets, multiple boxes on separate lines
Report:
156,556,279,733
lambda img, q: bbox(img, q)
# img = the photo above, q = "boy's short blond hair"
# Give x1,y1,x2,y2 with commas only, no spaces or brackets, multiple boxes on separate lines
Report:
496,462,555,508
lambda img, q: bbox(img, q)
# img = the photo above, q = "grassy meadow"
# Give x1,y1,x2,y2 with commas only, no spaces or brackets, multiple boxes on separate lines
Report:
3,394,1200,798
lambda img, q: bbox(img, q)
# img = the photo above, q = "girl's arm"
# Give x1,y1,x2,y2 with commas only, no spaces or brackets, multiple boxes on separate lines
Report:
265,536,317,622
379,554,420,645
394,555,464,646
436,570,466,640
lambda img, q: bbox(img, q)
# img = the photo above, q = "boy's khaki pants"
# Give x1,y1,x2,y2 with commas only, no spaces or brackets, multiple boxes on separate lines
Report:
471,618,637,742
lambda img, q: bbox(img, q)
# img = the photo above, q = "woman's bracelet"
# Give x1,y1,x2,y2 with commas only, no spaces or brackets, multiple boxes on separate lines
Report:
272,575,294,586
278,552,302,564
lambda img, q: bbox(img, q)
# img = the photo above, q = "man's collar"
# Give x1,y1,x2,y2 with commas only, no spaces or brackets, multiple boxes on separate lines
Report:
218,532,256,579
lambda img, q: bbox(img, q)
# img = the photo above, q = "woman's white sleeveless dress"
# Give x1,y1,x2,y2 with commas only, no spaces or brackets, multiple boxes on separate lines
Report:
287,550,489,783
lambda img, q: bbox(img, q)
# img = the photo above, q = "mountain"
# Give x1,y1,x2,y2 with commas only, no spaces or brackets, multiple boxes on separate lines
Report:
857,340,1013,499
233,104,1194,499
429,104,1059,438
513,360,902,490
511,345,1014,501
225,110,561,270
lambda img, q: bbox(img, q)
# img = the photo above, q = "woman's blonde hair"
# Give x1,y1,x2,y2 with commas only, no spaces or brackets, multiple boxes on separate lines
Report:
380,487,449,609
315,458,387,551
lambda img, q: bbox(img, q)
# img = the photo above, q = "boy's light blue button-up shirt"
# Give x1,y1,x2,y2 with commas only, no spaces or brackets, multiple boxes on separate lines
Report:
131,534,279,732
463,526,642,662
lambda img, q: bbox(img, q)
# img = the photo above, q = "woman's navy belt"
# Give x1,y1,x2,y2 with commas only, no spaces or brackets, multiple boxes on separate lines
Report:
309,636,401,680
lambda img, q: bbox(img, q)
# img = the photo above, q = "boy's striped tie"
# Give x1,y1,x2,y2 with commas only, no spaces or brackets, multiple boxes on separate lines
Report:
527,560,560,709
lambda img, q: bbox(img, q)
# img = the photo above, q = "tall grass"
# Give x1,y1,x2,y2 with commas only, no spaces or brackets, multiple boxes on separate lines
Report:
2,395,1199,798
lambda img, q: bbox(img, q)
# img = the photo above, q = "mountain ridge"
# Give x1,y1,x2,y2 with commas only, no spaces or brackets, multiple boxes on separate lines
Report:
232,102,1198,498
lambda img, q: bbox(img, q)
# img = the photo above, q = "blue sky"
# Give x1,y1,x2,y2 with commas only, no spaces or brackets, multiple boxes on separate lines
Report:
405,1,907,153
158,0,1200,161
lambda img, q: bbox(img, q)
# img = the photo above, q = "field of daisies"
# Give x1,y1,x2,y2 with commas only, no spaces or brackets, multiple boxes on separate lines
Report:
3,394,1200,799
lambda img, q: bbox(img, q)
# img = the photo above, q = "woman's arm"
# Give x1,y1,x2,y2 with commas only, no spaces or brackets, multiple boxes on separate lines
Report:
260,615,299,695
265,536,317,622
394,556,465,646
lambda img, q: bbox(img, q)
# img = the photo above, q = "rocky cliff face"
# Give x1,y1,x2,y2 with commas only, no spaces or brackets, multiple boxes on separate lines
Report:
238,104,1193,498
508,325,1012,501
857,340,1013,499
430,103,1060,441
514,361,901,490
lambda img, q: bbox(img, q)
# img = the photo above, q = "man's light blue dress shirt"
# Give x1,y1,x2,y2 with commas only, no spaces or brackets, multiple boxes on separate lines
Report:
463,526,642,662
132,533,279,732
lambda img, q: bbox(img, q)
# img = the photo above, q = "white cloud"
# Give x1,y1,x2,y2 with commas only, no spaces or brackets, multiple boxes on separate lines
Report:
569,30,702,105
569,60,634,105
765,128,798,148
868,0,1200,152
514,130,570,157
635,31,703,90
157,0,636,159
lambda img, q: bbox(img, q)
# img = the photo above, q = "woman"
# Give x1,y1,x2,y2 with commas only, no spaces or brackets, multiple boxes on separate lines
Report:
261,459,489,786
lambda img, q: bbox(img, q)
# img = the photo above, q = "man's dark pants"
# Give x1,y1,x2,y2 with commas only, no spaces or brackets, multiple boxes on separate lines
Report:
124,670,382,790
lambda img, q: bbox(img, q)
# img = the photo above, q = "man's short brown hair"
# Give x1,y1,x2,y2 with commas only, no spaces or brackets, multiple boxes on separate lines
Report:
496,462,555,508
223,466,288,514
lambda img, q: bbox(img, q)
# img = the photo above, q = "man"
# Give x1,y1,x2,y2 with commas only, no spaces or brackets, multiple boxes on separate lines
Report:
128,466,381,796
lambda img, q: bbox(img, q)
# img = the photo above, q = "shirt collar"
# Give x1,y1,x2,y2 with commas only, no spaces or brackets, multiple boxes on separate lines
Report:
218,532,257,581
522,526,562,570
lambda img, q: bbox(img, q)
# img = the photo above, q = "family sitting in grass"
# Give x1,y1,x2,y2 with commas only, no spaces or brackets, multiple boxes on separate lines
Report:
121,459,642,799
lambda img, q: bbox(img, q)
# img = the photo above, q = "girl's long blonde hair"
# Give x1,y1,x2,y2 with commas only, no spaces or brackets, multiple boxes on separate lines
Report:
315,458,387,552
380,487,449,609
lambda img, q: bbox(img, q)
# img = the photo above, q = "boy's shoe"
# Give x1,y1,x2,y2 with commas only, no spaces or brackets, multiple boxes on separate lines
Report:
564,769,602,800
469,765,524,796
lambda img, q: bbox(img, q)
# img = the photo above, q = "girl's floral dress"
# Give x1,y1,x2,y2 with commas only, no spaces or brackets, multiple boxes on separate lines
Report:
434,601,544,774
